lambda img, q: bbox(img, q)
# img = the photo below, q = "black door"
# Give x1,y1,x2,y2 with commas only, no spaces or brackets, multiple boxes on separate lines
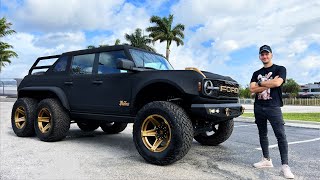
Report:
66,53,97,112
89,51,133,115
66,51,133,115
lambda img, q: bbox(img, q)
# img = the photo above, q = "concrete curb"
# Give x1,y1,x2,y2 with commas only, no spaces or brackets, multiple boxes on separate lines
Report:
235,117,320,129
0,97,16,102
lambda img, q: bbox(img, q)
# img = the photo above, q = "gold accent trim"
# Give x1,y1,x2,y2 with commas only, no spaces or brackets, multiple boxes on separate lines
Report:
119,100,130,107
219,86,239,94
225,108,230,117
14,106,26,129
141,114,171,153
37,108,52,134
185,67,206,78
241,106,245,114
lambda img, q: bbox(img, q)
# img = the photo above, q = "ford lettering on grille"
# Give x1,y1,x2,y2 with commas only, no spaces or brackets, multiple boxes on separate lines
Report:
219,86,239,94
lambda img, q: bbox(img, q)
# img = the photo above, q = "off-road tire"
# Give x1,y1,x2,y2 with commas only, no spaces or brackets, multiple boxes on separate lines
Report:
34,98,70,142
100,122,127,134
133,101,193,165
11,98,37,137
77,122,100,132
194,119,234,146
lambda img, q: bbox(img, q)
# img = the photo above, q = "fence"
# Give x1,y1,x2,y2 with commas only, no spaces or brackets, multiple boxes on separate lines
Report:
239,98,320,106
283,98,320,106
0,78,19,97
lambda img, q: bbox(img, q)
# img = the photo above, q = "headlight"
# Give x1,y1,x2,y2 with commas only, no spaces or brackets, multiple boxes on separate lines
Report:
203,80,220,96
204,80,214,95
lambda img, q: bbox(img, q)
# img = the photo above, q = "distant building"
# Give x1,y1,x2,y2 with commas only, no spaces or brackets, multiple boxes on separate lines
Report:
299,82,320,98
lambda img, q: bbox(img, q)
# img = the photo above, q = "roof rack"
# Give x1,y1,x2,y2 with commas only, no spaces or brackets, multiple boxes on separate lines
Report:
28,55,61,75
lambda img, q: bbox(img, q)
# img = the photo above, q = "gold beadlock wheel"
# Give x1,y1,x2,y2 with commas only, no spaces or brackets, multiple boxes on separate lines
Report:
141,114,171,152
37,108,52,133
14,106,26,129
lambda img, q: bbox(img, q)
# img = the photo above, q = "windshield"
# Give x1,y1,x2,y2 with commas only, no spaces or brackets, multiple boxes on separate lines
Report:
129,49,174,70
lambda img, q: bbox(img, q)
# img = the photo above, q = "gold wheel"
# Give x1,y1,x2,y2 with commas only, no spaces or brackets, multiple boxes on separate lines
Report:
14,106,26,129
37,108,52,134
141,115,171,152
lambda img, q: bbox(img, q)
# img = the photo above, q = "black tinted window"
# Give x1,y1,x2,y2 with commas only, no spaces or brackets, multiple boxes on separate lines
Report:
98,51,127,74
53,56,68,72
129,49,173,70
71,54,95,74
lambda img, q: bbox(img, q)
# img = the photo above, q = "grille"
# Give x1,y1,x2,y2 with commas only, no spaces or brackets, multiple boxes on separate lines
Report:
211,80,239,98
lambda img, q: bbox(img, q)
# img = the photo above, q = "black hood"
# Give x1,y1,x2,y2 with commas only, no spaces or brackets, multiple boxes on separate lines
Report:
202,71,237,83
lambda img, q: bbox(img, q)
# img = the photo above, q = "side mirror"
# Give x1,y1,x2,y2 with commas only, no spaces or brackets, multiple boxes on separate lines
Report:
116,58,135,70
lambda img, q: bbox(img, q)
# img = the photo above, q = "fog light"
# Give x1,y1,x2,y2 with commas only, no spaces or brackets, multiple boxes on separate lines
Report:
216,109,220,113
225,108,230,116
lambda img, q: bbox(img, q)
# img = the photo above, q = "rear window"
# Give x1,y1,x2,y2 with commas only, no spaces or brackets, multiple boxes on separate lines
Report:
53,56,68,72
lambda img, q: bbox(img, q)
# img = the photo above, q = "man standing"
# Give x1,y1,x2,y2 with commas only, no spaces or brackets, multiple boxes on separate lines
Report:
250,45,294,179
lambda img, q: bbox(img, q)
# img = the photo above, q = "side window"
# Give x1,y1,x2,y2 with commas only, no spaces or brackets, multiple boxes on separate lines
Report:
71,54,95,74
53,56,68,72
98,51,128,74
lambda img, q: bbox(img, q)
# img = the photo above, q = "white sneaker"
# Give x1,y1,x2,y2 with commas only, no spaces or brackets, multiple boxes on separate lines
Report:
253,157,274,168
281,164,294,179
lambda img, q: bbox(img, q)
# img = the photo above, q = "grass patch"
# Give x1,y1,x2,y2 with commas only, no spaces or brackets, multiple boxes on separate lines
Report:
241,113,320,122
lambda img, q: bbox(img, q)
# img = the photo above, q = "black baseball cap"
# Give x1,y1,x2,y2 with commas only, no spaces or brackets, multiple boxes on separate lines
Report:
259,45,272,54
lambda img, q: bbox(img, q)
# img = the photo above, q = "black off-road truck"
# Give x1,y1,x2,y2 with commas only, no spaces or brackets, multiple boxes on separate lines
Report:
12,45,244,165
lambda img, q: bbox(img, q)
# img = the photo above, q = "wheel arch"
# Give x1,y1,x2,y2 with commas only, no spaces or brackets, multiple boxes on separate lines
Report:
18,86,70,111
132,81,187,114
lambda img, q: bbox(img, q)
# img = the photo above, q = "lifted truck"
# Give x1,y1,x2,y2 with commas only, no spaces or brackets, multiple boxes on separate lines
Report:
11,45,244,165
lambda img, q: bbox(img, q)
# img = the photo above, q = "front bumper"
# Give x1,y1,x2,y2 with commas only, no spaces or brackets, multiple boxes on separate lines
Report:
191,103,244,121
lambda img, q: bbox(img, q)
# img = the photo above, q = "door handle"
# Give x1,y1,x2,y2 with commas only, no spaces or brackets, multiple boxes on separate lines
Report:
64,81,73,85
92,80,103,84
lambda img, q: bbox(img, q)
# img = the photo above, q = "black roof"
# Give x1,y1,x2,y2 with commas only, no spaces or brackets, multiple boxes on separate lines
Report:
61,45,163,57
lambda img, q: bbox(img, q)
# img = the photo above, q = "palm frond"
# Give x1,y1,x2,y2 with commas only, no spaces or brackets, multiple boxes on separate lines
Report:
87,45,96,49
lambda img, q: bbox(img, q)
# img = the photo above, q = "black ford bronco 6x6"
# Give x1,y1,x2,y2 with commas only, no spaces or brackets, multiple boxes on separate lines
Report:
12,45,244,165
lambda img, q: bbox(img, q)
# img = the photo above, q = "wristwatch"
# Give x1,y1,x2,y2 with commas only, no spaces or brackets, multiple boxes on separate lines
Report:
257,80,262,87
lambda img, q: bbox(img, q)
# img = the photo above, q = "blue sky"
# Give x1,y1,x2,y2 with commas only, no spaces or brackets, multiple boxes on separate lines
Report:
1,0,320,86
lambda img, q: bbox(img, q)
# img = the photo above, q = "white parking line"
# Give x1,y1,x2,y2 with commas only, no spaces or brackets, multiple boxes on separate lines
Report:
255,137,320,150
234,124,256,127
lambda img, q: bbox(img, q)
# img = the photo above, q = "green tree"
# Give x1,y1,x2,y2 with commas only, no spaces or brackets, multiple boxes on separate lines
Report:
0,17,18,72
87,39,121,49
146,14,184,60
115,39,121,45
87,45,96,49
283,78,300,98
239,85,252,98
125,28,155,52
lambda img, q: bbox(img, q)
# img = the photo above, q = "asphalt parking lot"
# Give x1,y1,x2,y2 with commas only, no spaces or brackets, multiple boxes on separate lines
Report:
1,101,319,180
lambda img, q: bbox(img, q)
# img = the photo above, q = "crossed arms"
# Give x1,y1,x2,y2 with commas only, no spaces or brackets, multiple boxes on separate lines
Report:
250,76,284,93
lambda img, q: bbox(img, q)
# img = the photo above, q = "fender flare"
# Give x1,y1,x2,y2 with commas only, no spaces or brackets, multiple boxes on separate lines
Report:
19,86,70,110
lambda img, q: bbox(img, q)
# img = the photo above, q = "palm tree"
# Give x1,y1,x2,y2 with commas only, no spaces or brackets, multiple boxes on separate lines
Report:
87,45,96,49
125,28,155,52
115,39,121,45
0,17,18,72
87,44,109,49
146,14,184,61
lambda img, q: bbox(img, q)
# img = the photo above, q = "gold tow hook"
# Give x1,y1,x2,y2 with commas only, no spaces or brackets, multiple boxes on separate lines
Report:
225,108,230,116
241,106,245,114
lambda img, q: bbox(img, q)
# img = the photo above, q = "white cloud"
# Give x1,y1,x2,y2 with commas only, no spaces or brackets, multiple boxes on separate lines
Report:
33,32,85,48
12,0,123,31
1,0,320,87
170,0,320,85
8,0,149,34
0,32,84,78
